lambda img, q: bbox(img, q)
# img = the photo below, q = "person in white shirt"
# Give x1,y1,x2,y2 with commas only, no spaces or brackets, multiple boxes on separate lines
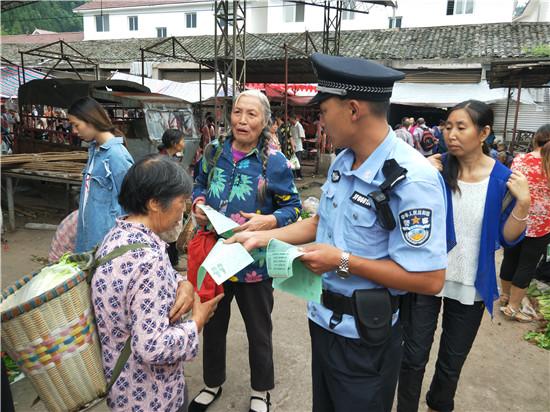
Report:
290,113,305,180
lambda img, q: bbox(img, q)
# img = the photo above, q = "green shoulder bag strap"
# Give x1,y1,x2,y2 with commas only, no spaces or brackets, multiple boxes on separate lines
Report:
201,141,224,187
86,242,149,393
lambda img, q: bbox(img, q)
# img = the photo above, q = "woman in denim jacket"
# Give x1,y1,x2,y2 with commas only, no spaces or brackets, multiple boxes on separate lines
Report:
189,90,301,412
68,97,134,253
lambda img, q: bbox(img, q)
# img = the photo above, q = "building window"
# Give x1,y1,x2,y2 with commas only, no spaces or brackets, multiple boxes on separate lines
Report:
342,0,356,20
157,27,167,38
283,1,305,23
446,0,474,15
388,16,402,28
95,14,109,32
129,16,138,31
186,12,197,28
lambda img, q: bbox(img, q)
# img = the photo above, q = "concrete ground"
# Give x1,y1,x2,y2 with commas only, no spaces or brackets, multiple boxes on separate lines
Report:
2,168,549,412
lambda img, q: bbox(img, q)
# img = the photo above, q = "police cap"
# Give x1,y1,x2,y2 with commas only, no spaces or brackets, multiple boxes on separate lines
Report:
310,53,405,105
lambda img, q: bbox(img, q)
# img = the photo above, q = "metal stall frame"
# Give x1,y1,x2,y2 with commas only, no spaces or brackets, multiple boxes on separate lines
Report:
214,0,247,137
487,59,550,153
19,40,99,83
139,36,214,119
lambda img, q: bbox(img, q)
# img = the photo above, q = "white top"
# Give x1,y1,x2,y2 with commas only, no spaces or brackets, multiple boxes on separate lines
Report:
291,121,305,152
82,149,98,215
438,177,489,305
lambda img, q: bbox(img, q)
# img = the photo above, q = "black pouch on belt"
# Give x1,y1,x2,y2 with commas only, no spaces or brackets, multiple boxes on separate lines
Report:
352,288,392,346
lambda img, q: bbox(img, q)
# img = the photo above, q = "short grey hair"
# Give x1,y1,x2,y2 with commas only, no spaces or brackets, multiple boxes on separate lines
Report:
234,89,271,128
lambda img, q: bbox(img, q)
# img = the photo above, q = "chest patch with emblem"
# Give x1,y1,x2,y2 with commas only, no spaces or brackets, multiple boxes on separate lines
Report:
350,191,371,209
399,209,432,247
331,170,341,183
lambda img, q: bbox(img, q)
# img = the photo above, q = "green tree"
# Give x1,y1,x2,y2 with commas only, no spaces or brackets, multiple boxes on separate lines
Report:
0,1,85,34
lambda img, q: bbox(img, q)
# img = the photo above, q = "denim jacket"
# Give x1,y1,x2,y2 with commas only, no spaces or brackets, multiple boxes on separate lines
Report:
75,137,134,252
193,137,302,282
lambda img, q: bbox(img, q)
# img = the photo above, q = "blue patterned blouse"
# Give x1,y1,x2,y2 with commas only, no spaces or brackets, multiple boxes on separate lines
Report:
193,136,302,283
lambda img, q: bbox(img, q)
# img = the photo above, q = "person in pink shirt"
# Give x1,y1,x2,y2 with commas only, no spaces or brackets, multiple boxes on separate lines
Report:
48,210,78,263
92,155,222,412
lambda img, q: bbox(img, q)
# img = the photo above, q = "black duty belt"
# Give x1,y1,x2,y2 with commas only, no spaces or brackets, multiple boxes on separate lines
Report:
321,289,400,315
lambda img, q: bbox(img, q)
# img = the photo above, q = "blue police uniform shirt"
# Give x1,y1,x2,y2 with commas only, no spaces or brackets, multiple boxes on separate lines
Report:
308,127,448,339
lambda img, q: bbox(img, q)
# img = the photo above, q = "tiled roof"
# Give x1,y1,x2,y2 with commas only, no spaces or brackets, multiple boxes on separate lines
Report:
2,23,549,67
74,0,203,12
1,32,84,45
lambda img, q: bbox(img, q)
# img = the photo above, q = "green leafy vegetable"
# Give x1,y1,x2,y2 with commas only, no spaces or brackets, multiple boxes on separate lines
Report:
0,256,80,313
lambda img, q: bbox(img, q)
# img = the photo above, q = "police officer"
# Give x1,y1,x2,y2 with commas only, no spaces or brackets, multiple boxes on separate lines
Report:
228,53,448,412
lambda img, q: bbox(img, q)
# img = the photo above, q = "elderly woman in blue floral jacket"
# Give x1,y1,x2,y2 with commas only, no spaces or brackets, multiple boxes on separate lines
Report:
190,90,301,412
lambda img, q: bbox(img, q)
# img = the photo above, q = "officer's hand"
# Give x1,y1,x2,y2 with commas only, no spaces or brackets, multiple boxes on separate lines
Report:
299,243,341,275
233,212,277,233
224,230,270,251
192,199,209,227
428,153,443,172
506,170,531,207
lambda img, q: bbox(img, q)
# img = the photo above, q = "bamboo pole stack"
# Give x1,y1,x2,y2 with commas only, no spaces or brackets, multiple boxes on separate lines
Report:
19,161,86,175
0,152,88,168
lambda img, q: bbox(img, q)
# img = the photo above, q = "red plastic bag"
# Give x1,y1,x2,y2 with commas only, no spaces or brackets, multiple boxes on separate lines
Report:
187,230,224,302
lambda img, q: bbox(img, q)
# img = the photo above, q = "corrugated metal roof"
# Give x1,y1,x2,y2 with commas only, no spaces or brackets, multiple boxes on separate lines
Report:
0,65,48,98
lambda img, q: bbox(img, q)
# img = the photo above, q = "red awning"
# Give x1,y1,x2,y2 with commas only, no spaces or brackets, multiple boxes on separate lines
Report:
245,83,317,106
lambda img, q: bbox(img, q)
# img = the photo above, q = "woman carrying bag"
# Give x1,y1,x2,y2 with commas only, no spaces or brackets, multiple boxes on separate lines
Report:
189,90,302,412
92,155,222,412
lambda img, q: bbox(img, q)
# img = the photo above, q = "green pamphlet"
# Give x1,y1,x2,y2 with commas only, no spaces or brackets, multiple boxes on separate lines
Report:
266,239,322,303
197,204,239,238
197,239,254,289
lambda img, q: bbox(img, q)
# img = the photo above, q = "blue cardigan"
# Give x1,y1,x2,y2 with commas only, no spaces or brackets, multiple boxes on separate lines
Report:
444,158,525,315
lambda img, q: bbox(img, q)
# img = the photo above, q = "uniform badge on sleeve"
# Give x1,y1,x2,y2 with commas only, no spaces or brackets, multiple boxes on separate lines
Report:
399,209,432,247
331,170,341,183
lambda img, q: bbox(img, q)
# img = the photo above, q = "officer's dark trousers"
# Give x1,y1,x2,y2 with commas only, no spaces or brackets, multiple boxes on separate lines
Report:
202,279,274,391
397,295,484,412
309,319,403,412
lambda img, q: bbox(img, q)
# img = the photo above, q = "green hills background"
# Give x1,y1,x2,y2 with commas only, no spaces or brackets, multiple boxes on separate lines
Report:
1,1,85,35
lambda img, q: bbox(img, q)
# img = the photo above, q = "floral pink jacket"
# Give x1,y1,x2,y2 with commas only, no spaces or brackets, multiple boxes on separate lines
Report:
92,218,198,412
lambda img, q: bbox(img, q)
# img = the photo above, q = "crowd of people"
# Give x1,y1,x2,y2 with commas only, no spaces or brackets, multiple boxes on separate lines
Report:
1,105,19,154
2,52,549,412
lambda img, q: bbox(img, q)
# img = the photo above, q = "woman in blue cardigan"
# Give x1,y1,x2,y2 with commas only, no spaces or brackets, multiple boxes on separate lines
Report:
397,100,530,412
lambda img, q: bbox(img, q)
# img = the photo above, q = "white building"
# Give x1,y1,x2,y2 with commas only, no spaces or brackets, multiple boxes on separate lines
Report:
75,1,215,40
74,0,550,41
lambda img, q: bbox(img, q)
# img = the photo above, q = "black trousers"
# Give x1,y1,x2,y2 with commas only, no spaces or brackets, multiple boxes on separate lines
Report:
1,359,14,412
397,295,484,412
202,279,274,391
309,319,403,412
500,233,550,289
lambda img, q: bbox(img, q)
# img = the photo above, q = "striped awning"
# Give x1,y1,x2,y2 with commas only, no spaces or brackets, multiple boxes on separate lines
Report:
1,65,49,99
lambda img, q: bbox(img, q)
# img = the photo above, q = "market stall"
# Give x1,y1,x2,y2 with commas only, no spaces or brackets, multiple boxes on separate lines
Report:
1,151,87,231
